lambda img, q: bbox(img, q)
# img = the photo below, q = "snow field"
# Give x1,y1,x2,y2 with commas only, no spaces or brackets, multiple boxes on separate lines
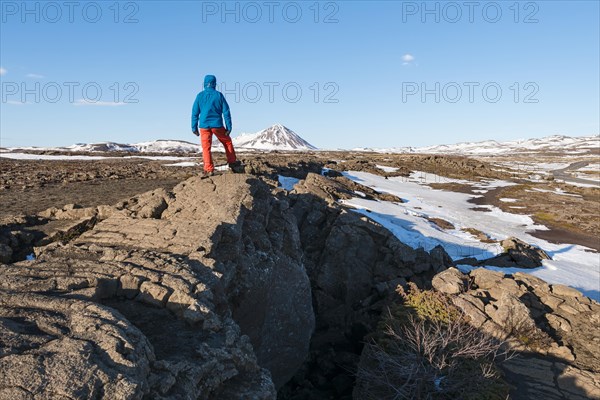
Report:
342,171,600,300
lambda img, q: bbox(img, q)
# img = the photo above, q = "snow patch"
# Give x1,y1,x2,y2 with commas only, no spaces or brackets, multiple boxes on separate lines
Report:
1,153,110,161
342,171,600,300
407,171,471,185
578,163,600,172
376,165,399,173
278,175,300,191
0,153,194,162
164,161,197,167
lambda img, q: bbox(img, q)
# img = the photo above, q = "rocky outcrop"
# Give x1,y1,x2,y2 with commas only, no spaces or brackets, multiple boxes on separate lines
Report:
432,267,466,294
432,268,600,399
0,246,275,399
1,170,451,399
80,175,315,389
457,237,551,269
3,170,451,400
6,168,591,400
486,237,551,269
0,174,319,398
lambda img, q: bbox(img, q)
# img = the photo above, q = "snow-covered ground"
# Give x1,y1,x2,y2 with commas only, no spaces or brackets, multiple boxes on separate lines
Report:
376,165,399,173
556,179,600,188
578,163,600,172
574,172,600,180
494,161,571,173
402,171,516,192
278,175,300,191
493,160,600,187
4,140,202,154
342,171,600,300
0,153,196,162
164,161,198,167
0,153,112,161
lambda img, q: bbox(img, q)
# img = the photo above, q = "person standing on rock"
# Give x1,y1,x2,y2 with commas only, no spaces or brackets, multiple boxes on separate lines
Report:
191,74,241,177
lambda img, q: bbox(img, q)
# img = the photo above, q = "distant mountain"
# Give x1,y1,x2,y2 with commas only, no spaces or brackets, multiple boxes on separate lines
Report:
1,125,316,154
130,140,201,153
5,131,595,156
66,140,201,153
65,142,139,152
353,135,599,155
233,124,317,151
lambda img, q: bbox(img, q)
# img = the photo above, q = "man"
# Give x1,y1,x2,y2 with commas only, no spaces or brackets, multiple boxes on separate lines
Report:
191,74,241,176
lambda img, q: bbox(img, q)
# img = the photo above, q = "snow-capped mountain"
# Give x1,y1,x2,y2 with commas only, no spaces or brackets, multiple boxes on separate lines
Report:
4,130,594,156
65,140,201,153
233,124,317,151
130,140,201,153
1,125,316,154
65,142,139,152
354,135,599,156
5,140,202,154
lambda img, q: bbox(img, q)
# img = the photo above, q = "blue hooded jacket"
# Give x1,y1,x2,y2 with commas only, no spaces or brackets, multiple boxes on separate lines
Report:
191,75,232,133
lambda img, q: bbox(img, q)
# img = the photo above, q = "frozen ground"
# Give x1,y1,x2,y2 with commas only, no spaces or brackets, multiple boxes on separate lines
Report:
577,163,600,172
342,171,600,300
278,175,300,191
1,153,112,161
0,153,197,162
164,161,198,167
556,179,600,188
375,165,399,173
494,161,571,173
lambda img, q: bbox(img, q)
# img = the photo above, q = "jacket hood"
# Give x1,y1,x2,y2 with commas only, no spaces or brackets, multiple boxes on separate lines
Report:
204,75,217,89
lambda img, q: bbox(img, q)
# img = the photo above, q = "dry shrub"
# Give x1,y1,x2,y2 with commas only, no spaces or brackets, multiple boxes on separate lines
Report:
355,283,511,400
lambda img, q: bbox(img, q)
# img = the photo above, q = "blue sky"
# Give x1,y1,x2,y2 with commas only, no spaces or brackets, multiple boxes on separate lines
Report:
1,0,598,149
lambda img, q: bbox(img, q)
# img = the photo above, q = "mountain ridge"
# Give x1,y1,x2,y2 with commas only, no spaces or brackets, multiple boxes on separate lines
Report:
352,134,599,155
2,130,597,155
1,124,317,153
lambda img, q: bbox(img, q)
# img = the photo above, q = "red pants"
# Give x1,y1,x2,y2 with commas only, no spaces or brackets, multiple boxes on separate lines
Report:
200,127,237,173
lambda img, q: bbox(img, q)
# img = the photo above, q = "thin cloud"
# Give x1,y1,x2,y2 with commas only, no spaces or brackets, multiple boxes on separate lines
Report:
0,67,6,76
26,73,45,79
402,53,416,66
74,99,127,107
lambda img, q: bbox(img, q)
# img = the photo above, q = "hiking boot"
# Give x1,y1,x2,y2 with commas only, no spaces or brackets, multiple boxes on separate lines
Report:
228,160,243,173
202,171,214,178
